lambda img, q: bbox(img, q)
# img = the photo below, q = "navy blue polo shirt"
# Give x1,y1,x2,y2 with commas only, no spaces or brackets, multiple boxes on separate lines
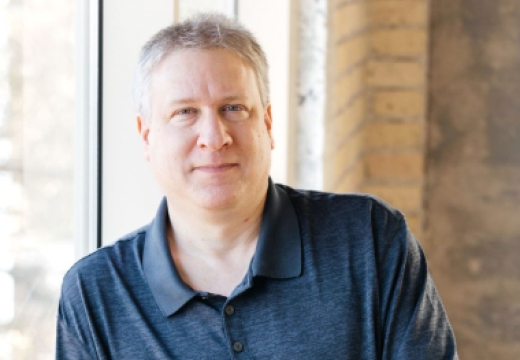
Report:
56,180,458,359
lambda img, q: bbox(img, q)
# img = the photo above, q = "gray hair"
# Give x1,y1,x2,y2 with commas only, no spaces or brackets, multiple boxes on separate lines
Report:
133,13,270,121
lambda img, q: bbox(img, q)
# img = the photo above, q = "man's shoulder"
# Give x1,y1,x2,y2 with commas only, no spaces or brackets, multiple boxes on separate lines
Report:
61,226,148,296
276,183,409,251
277,183,403,222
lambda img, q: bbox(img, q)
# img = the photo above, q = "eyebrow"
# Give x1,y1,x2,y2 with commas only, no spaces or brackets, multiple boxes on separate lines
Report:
166,95,249,106
222,95,248,102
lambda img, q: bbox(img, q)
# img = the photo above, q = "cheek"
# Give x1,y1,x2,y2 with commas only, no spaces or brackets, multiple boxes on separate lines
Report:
148,128,178,161
248,128,273,165
259,126,274,151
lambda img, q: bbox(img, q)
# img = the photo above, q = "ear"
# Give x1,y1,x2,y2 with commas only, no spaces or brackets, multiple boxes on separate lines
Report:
137,114,151,161
264,104,275,150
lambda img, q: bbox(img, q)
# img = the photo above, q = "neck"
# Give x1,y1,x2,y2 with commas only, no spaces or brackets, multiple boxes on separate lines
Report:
165,182,268,257
165,191,267,296
166,197,265,258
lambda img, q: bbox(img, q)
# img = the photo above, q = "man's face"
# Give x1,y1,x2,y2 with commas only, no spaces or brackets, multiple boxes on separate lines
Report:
137,48,274,211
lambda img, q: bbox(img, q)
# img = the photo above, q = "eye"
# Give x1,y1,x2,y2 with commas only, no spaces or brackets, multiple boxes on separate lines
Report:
172,108,198,123
221,104,249,122
177,108,197,115
223,105,243,111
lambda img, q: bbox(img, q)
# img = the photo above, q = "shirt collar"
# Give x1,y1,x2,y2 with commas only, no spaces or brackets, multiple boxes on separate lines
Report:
252,179,302,279
142,178,302,317
142,197,195,317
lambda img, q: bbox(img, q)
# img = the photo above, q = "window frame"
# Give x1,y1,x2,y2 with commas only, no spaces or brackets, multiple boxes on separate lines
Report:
75,0,102,258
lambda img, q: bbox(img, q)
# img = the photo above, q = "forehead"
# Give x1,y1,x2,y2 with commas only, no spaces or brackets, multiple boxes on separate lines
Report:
151,48,256,92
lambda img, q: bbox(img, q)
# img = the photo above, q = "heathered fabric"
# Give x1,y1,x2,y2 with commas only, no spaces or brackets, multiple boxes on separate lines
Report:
56,180,458,359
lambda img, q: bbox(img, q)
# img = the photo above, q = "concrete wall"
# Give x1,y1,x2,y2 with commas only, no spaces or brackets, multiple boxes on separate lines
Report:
426,0,520,358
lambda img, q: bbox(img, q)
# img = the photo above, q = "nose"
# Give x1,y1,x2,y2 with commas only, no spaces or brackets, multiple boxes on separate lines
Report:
196,110,233,151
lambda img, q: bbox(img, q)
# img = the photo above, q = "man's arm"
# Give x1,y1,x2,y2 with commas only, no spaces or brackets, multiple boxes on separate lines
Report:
378,216,458,360
56,315,96,360
55,276,97,360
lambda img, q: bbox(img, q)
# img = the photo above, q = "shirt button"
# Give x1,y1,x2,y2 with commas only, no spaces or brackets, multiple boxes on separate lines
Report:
225,305,235,316
232,341,243,353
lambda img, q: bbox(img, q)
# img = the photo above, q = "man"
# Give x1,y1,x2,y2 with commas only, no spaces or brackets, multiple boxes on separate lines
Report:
56,14,458,359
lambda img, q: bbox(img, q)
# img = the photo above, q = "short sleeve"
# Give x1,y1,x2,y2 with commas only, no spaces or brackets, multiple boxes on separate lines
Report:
56,297,96,360
378,216,458,360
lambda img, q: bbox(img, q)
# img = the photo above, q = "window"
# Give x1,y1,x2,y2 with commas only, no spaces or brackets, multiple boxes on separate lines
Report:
0,0,76,358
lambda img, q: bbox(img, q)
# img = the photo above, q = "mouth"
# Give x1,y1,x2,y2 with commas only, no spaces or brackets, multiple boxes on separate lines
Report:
194,163,239,173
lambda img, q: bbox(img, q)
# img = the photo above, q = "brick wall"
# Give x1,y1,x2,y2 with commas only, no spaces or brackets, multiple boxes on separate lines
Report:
325,0,369,192
326,0,429,236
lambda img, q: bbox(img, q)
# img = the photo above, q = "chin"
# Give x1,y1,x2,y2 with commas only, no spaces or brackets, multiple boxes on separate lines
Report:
196,196,238,211
192,185,242,210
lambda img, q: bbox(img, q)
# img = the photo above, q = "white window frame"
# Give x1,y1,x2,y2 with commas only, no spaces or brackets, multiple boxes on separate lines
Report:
75,0,101,259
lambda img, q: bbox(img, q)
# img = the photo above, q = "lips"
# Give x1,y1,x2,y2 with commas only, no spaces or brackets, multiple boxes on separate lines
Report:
194,163,238,172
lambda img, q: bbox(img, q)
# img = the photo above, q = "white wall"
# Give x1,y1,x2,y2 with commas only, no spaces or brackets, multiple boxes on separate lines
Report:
238,0,296,186
102,1,172,244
